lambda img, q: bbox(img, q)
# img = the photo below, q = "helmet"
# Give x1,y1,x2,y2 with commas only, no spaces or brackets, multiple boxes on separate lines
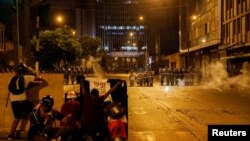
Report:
65,91,77,99
17,63,27,75
41,95,54,112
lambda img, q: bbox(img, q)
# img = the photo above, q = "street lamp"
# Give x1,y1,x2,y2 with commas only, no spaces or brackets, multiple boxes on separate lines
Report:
55,15,64,26
35,16,40,72
139,16,144,21
129,32,134,37
72,30,76,36
57,16,62,22
184,0,190,69
138,15,148,70
16,0,20,64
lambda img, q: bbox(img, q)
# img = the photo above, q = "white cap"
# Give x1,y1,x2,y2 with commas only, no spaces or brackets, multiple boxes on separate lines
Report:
66,91,77,99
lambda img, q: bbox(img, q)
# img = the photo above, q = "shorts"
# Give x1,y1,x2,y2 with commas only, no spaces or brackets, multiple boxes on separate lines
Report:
11,100,34,119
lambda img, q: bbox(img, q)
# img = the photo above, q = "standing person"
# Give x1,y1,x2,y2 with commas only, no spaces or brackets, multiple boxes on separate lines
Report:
7,63,48,139
79,77,122,140
70,67,76,85
26,66,48,106
64,68,70,85
129,71,135,86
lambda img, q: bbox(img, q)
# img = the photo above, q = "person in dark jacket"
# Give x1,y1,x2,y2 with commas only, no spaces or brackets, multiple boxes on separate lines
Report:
28,95,71,141
79,77,122,140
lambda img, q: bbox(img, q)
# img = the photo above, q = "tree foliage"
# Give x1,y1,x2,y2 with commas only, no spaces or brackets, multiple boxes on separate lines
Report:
31,26,81,70
78,35,102,58
31,26,102,71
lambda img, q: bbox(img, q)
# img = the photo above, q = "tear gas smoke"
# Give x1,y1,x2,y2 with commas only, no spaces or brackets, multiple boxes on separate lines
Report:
206,61,250,93
86,56,105,78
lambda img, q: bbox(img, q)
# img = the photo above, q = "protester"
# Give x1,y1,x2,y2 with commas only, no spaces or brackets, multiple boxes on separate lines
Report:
79,77,122,140
28,95,71,141
60,91,81,141
7,63,48,139
25,67,48,106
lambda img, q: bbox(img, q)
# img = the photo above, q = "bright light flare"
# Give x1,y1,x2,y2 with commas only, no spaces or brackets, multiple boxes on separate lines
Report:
164,86,170,93
57,16,63,22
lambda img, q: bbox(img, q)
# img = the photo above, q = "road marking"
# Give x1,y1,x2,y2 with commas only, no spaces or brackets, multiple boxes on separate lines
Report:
132,107,146,114
132,131,155,141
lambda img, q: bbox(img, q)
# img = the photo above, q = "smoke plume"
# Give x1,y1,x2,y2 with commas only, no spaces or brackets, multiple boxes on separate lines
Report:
206,61,250,95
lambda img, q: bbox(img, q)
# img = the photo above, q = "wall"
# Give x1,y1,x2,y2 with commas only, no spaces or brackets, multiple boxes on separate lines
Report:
161,53,182,68
0,73,63,131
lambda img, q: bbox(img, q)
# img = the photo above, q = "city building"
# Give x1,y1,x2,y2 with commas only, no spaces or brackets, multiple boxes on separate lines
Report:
180,0,221,79
95,0,147,72
179,0,221,78
220,0,250,76
180,0,250,79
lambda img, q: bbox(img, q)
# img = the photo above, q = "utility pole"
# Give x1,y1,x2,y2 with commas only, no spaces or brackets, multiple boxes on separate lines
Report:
35,16,40,73
16,0,20,64
23,0,31,65
185,0,190,69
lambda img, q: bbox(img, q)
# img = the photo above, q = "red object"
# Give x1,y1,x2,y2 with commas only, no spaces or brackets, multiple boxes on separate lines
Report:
60,100,81,128
108,119,127,140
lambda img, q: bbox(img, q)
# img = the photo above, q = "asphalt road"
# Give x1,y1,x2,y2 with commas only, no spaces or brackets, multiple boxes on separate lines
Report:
127,85,250,141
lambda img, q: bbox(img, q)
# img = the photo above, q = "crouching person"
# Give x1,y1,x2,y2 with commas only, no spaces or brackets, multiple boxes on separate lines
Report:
28,95,71,141
60,91,81,141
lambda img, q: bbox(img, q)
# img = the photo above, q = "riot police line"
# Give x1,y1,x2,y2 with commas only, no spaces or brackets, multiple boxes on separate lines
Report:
129,71,154,87
63,67,94,85
159,72,202,86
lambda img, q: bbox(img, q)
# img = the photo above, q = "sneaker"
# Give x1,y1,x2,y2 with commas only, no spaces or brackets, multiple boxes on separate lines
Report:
7,134,15,140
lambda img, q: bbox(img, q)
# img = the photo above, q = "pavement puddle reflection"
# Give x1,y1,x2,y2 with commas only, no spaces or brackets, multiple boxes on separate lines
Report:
132,107,146,114
131,131,155,141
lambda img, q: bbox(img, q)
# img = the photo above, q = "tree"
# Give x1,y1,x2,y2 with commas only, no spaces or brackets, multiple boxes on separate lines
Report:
78,35,102,58
31,26,81,71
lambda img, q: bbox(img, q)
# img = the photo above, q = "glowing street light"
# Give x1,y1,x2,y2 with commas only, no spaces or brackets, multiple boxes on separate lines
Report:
202,38,207,43
192,15,197,20
72,30,76,36
56,15,64,25
139,16,144,21
57,16,62,22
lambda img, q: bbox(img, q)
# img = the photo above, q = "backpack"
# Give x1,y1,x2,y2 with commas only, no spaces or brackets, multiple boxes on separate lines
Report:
8,75,25,95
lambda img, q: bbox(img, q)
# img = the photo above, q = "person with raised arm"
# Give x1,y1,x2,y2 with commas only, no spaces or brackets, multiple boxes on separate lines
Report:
79,77,122,140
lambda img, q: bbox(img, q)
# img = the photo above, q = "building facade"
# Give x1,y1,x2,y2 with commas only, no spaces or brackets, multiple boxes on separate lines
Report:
220,0,250,76
180,0,250,79
95,0,147,72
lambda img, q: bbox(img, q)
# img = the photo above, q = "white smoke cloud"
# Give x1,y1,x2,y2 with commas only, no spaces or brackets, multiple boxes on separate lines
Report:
86,56,105,78
206,61,250,94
